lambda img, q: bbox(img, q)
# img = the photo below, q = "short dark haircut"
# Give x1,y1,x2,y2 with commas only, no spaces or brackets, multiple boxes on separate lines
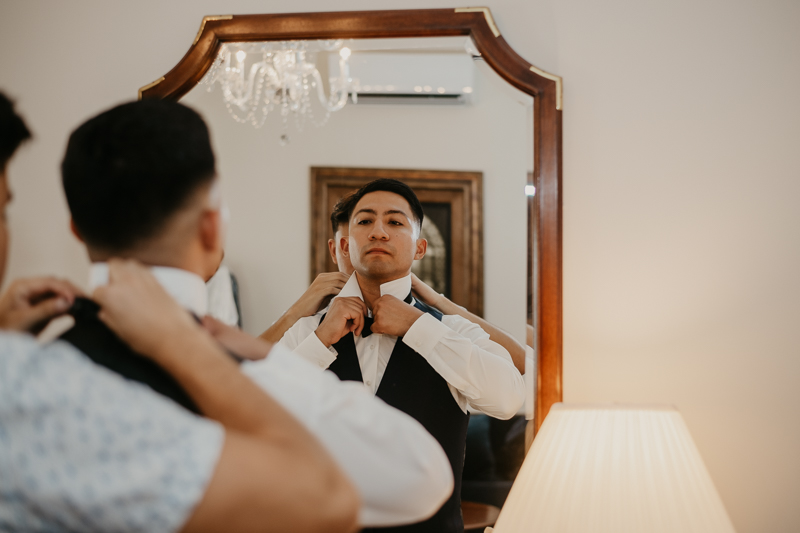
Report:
330,193,357,234
0,92,33,169
347,178,424,228
62,99,216,252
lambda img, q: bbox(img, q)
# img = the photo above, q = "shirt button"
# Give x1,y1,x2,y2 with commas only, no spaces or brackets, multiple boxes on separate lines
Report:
366,380,372,386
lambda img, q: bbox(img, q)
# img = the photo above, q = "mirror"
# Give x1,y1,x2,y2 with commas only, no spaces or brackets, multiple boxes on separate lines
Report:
141,8,562,482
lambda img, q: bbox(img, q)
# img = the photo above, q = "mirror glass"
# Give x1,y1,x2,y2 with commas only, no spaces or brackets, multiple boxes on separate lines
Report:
182,34,534,498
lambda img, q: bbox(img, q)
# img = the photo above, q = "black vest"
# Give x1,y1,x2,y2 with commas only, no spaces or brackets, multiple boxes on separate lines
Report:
58,297,201,414
324,298,469,533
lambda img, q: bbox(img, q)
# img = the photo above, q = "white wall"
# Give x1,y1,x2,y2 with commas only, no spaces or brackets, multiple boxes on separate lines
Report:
1,1,798,532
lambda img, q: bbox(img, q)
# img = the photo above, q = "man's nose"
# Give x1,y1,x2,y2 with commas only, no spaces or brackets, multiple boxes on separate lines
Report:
369,221,389,240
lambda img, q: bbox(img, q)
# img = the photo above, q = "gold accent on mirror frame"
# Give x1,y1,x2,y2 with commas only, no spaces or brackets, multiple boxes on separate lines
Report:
137,77,165,100
193,15,234,46
455,7,501,38
529,65,563,111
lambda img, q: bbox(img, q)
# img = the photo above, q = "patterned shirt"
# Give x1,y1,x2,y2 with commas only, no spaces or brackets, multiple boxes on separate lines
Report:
0,333,224,532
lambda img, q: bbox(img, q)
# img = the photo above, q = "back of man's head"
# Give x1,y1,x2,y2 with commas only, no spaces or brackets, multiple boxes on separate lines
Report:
347,178,424,230
330,193,357,235
61,99,216,253
0,92,32,169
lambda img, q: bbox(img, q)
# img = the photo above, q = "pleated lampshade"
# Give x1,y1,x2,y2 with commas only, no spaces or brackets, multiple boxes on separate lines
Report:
490,404,735,533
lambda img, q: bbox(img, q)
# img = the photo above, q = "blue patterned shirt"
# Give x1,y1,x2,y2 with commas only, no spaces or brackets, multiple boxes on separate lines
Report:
0,333,224,532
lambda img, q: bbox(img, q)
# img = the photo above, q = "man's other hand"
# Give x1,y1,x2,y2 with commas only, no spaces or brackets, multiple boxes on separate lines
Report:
292,272,350,317
0,276,83,334
371,295,423,338
410,273,444,310
202,315,273,361
314,296,367,347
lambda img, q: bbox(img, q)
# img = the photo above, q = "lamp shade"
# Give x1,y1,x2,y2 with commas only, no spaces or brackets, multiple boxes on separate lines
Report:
491,404,735,533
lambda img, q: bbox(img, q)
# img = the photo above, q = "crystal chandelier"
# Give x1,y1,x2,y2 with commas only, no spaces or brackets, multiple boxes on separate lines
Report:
199,40,353,137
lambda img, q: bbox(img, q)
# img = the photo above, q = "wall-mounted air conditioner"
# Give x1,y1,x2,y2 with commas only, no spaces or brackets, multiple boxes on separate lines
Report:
330,52,476,105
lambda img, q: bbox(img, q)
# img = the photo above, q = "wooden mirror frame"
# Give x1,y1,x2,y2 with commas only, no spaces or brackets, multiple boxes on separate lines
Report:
139,7,562,431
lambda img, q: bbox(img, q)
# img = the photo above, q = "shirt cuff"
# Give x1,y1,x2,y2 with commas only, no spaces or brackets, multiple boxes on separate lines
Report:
294,331,338,369
403,313,450,357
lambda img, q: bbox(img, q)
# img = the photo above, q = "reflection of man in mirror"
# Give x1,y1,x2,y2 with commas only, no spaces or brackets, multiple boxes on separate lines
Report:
263,193,527,374
278,178,525,533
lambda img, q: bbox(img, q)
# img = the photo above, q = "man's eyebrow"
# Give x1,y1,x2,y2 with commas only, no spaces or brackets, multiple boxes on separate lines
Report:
353,207,412,219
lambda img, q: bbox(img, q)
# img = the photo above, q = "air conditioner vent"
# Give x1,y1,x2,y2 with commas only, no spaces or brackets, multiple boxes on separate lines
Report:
330,52,475,105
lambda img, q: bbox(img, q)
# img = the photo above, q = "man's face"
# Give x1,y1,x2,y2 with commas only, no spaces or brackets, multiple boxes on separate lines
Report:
328,225,354,275
0,168,10,285
344,190,426,282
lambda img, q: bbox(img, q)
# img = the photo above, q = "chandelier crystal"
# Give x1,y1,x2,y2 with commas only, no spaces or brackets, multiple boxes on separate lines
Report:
199,40,354,136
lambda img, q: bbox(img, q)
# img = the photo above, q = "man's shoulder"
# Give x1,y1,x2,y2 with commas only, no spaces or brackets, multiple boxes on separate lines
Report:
59,305,136,358
0,331,104,393
440,313,491,339
0,331,42,376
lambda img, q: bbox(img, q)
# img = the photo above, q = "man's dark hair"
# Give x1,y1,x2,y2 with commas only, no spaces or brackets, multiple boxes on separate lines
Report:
62,99,216,252
330,193,357,234
347,178,424,228
0,92,33,169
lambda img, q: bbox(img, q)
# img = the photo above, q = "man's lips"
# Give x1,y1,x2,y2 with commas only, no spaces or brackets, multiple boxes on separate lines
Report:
365,248,391,255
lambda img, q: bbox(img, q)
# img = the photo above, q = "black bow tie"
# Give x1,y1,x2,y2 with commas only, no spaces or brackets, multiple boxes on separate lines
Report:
361,315,374,338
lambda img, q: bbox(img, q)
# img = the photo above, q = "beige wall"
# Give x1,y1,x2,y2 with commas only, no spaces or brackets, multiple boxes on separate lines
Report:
1,1,798,531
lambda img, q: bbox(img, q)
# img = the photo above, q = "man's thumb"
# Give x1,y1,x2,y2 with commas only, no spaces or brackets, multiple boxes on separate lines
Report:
22,297,70,331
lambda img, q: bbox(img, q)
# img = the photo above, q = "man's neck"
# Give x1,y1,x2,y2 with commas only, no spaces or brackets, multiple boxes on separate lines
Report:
87,247,207,281
354,271,409,311
89,262,209,317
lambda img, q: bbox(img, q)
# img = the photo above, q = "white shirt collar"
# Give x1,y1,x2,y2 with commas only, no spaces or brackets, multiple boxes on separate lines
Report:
89,263,209,317
336,273,412,304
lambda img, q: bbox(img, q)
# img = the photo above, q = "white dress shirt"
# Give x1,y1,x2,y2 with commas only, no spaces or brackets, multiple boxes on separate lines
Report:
206,264,240,326
88,263,453,528
278,273,525,419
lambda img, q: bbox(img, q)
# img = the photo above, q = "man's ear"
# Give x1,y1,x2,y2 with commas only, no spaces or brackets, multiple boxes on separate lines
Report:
199,209,222,252
414,238,427,261
328,238,338,265
69,219,85,243
341,235,350,257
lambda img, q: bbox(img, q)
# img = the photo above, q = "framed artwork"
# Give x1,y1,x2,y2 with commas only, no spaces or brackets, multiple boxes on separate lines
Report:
311,166,484,316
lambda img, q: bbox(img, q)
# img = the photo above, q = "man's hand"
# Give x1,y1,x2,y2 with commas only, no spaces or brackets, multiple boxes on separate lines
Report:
290,272,350,317
202,315,273,361
410,273,444,310
0,276,83,334
371,295,424,338
314,296,368,347
92,259,203,359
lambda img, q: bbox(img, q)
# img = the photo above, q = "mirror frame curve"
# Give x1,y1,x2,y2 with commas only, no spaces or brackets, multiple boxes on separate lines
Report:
139,7,562,431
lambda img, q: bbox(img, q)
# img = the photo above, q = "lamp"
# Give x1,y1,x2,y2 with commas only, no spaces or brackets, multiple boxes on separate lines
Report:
199,40,353,137
489,404,735,533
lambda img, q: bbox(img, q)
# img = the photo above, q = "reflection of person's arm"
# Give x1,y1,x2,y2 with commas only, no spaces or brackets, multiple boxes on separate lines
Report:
259,272,349,343
411,274,525,373
277,315,339,370
94,260,359,533
243,346,454,527
404,314,525,420
259,311,304,344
